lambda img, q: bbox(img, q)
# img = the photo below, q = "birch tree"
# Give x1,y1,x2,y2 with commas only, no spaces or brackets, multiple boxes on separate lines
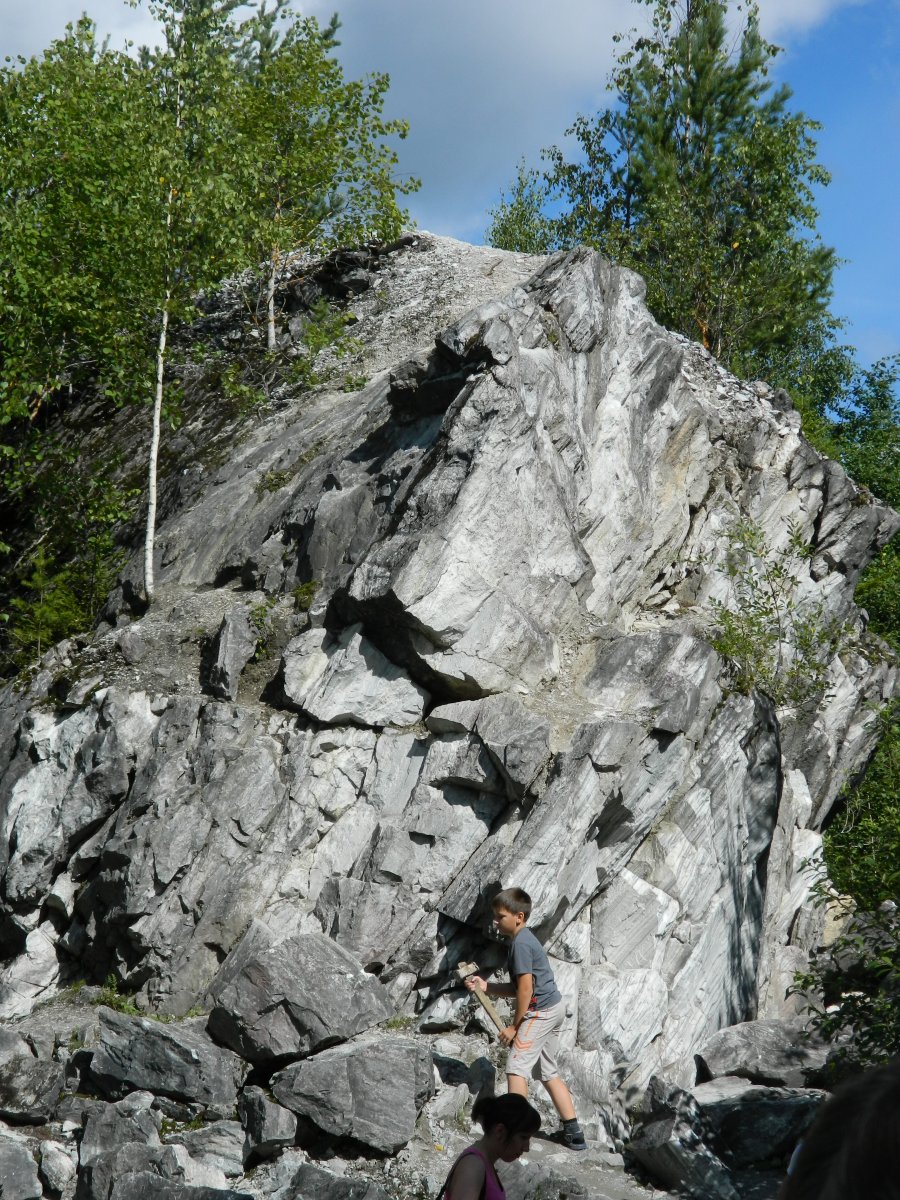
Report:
138,0,247,600
233,6,415,352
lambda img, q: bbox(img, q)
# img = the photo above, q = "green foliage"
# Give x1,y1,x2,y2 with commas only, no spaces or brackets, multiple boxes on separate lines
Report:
0,0,413,664
854,543,900,653
4,548,85,666
297,297,361,362
254,468,294,498
219,360,267,416
707,517,851,707
804,357,899,912
830,354,900,510
341,373,368,392
0,19,160,434
489,0,836,377
292,580,319,611
188,295,363,420
228,4,416,349
792,877,900,1071
486,161,558,255
247,595,276,659
1,438,138,669
825,703,900,907
382,1014,416,1031
95,973,142,1015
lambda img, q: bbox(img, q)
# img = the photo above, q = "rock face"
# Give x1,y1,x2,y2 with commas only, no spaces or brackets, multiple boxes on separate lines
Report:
205,606,258,701
207,921,394,1063
280,624,430,727
694,1018,829,1089
0,234,897,1196
271,1037,434,1153
88,1009,247,1113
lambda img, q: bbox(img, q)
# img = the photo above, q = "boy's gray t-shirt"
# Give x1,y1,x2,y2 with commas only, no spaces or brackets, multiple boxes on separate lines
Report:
507,927,562,1008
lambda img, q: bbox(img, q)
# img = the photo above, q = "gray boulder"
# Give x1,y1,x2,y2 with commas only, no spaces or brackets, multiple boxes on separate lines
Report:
271,1036,433,1153
692,1075,825,1167
271,1162,389,1200
628,1115,739,1200
281,624,429,728
79,1143,183,1200
81,1139,237,1200
107,1174,252,1200
204,606,257,700
0,1054,64,1123
694,1019,829,1088
78,1091,161,1167
175,1120,245,1178
39,1139,78,1197
88,1008,246,1113
238,1086,297,1162
425,694,550,798
0,1133,42,1199
207,922,394,1064
0,1028,33,1065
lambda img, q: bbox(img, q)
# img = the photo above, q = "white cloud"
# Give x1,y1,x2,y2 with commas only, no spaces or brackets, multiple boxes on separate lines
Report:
0,0,881,242
1,0,160,58
755,0,870,39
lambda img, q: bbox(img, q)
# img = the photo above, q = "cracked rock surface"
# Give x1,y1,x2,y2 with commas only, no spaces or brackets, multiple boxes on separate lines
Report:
0,233,896,1198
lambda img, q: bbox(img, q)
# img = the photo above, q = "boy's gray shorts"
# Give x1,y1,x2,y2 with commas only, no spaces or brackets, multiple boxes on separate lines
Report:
507,999,565,1081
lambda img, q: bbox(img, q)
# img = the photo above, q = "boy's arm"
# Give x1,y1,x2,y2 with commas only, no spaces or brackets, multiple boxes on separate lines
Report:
464,975,515,998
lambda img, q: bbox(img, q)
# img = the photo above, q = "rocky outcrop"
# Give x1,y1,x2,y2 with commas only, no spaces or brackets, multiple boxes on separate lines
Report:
88,1009,247,1113
694,1018,829,1089
207,922,394,1063
0,233,896,1197
270,1036,434,1153
205,607,258,701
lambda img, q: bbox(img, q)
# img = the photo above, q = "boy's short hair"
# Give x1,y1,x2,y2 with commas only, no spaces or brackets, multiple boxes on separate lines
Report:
493,886,532,919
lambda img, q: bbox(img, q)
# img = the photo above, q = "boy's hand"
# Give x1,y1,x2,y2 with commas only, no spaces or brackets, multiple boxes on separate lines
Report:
464,975,487,993
499,1024,517,1047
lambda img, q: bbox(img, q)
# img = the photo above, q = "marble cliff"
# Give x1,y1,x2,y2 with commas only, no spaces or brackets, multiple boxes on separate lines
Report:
0,234,895,1198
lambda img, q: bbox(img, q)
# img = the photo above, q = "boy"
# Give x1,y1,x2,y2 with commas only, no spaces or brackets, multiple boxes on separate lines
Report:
464,886,587,1152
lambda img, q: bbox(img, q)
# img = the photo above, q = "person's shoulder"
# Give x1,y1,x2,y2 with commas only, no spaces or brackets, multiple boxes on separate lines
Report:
520,926,545,951
454,1150,487,1184
512,926,545,960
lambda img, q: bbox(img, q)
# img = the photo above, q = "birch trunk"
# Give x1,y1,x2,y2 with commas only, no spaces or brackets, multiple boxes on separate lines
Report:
266,253,278,352
144,288,171,601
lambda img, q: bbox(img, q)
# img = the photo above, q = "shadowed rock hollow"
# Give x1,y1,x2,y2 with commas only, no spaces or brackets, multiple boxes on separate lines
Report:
0,234,896,1198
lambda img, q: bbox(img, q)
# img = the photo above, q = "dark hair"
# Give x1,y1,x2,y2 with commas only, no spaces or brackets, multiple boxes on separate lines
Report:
779,1059,900,1200
471,1093,541,1137
493,887,532,920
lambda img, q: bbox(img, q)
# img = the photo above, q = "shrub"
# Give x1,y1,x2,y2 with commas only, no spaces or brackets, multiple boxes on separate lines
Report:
707,517,851,707
793,884,900,1072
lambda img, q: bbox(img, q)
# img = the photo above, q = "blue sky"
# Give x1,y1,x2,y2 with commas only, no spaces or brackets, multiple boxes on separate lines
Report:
773,2,900,365
3,0,897,367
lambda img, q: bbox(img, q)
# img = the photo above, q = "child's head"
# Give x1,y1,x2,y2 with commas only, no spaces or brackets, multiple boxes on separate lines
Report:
471,1092,541,1161
492,887,531,939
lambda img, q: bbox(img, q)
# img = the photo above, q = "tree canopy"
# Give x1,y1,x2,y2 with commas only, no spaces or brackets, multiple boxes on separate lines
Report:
0,0,414,658
488,0,837,379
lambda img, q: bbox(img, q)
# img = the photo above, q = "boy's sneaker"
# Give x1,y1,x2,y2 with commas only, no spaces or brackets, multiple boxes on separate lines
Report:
559,1122,588,1152
563,1129,588,1152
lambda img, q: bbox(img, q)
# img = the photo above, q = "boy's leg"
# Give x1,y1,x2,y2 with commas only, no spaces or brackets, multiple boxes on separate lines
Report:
542,1076,575,1121
535,1002,587,1150
506,1074,529,1097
